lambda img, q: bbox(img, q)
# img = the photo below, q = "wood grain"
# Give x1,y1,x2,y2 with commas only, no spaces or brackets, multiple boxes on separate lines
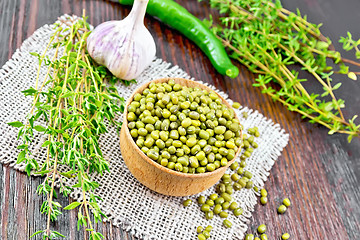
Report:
0,0,359,239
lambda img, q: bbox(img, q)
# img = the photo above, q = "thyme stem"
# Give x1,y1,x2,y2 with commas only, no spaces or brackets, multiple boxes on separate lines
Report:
206,0,360,141
11,13,126,239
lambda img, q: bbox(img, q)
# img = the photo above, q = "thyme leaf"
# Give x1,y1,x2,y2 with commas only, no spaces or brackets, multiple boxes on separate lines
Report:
9,12,125,239
205,0,360,142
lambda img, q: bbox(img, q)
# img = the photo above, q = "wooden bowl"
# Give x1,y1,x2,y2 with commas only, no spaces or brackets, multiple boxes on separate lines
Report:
120,78,242,196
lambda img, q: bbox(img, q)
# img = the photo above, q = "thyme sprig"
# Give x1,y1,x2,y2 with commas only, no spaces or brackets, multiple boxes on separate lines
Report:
204,0,360,142
8,14,125,239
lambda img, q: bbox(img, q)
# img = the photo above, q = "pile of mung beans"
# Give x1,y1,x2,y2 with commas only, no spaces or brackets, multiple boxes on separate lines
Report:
127,79,243,173
127,81,292,239
196,225,213,240
181,126,261,239
189,124,292,239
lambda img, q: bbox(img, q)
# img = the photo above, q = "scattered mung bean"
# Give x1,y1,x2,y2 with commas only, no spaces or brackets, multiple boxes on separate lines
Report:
214,204,222,215
219,211,228,218
205,225,213,232
246,181,254,189
221,192,232,202
203,230,210,239
233,182,242,191
260,196,268,205
260,234,268,240
209,193,218,201
260,188,268,197
198,234,206,240
183,199,192,207
222,202,230,210
282,233,290,239
232,102,241,109
244,170,253,179
257,224,266,234
230,162,238,170
215,197,225,205
223,219,232,228
233,207,243,216
229,201,238,210
283,198,291,207
198,196,206,205
205,210,214,220
205,199,214,207
245,234,254,240
278,205,287,214
201,204,210,212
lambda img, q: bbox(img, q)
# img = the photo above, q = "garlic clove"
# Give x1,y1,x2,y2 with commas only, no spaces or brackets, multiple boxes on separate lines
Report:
87,0,156,80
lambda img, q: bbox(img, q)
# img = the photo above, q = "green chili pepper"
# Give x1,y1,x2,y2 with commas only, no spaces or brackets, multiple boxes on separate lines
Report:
118,0,239,78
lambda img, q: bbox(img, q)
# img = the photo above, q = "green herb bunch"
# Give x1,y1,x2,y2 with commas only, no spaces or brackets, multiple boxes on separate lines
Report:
8,14,125,239
204,0,360,142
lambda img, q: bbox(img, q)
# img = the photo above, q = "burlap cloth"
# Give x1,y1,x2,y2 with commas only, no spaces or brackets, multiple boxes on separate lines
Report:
0,16,289,240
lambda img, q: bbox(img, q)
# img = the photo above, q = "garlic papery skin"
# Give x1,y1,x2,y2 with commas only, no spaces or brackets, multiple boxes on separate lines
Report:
87,0,156,80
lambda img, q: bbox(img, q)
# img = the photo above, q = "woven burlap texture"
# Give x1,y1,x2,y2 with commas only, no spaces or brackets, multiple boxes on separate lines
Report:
0,16,289,240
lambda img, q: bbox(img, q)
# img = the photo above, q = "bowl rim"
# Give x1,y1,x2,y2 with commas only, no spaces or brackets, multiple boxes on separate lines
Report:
122,77,242,179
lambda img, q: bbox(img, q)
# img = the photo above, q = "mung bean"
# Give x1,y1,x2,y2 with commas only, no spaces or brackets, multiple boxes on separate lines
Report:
128,81,243,174
203,230,210,239
221,192,232,202
245,234,254,240
223,219,232,228
283,198,291,207
260,234,268,240
205,199,214,207
230,162,238,170
233,182,242,191
201,204,210,212
229,202,238,210
198,233,206,240
232,102,241,109
197,196,206,205
205,210,214,220
257,224,266,234
226,185,233,194
183,199,192,207
214,204,222,215
219,211,228,218
222,202,230,210
246,181,254,189
260,188,268,197
214,197,225,205
233,207,243,216
278,205,287,214
209,193,218,201
204,225,213,232
260,196,268,205
282,233,290,240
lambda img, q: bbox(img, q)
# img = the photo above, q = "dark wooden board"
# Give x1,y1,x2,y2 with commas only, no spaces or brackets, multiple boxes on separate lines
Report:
0,0,359,239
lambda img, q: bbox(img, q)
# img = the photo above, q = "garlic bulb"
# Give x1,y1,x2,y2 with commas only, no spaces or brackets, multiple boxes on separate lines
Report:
87,0,156,80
